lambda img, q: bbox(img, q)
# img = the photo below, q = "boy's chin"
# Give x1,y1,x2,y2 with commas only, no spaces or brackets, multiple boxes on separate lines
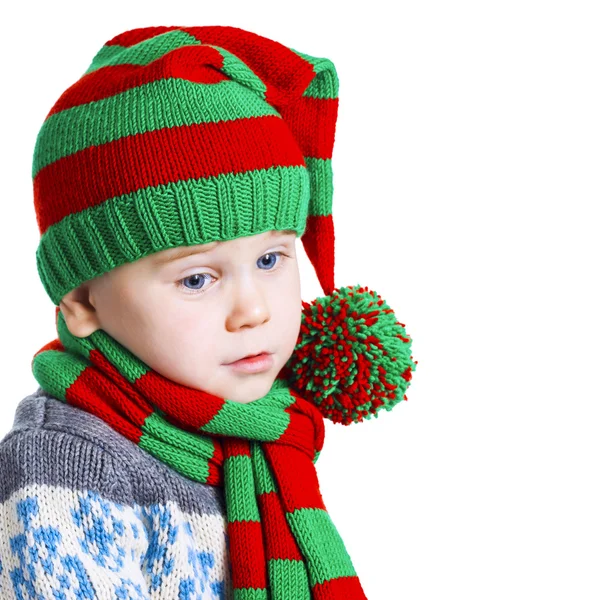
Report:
222,377,275,404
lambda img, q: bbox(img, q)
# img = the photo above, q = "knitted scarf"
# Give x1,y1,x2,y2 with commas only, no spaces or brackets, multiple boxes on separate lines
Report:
31,306,369,600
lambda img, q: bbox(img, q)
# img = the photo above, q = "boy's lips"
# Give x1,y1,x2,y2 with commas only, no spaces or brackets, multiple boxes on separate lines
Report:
224,351,272,365
224,352,274,373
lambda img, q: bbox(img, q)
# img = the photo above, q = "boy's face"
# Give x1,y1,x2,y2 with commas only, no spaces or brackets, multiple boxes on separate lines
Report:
61,230,302,404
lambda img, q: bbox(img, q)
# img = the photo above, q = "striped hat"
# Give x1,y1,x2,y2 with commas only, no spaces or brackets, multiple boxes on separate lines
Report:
33,25,339,307
33,25,417,427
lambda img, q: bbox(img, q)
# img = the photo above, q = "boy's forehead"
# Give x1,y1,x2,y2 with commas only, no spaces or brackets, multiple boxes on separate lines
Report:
151,229,296,266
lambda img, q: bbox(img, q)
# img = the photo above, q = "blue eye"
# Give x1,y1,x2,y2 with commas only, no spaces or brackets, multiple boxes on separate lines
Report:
179,273,214,293
177,251,286,295
257,252,281,270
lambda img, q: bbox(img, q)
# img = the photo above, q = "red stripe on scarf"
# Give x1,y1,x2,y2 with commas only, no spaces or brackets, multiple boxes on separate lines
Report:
257,491,304,561
32,338,64,359
263,443,326,512
137,370,226,431
65,362,146,444
226,518,268,590
313,575,368,599
222,438,252,458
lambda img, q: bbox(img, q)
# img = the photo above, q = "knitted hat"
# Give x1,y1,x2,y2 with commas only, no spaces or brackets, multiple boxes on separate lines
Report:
33,25,417,425
33,25,337,306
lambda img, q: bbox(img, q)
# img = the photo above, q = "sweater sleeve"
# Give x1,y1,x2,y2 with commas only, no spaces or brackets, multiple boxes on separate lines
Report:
0,426,152,599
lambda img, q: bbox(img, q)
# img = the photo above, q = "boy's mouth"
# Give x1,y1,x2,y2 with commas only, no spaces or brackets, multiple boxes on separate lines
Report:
224,351,274,373
224,351,272,365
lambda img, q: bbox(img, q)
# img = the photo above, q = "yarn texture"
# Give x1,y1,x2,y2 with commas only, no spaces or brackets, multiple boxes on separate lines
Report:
32,308,369,599
24,24,419,599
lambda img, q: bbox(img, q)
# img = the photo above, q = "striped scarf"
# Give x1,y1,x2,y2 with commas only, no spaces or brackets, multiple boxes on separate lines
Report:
31,307,369,599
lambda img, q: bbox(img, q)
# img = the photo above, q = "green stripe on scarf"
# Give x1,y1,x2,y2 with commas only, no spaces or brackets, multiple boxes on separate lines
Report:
287,508,358,585
31,307,368,598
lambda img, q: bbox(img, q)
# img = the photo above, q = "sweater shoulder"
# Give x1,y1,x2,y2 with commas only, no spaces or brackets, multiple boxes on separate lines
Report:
0,388,227,516
0,389,232,600
0,388,130,504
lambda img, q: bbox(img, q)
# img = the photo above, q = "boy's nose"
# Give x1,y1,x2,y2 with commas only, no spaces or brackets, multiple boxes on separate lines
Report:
225,286,270,331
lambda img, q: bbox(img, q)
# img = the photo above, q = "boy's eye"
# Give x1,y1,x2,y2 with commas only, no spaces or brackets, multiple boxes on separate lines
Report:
180,273,214,293
177,251,286,295
257,252,280,270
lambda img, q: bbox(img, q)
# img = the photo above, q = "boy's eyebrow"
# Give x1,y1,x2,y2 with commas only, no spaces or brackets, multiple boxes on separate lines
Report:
152,230,296,266
152,242,219,266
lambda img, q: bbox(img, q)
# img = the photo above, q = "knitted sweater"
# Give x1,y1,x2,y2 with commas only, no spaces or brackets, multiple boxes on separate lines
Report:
0,387,232,599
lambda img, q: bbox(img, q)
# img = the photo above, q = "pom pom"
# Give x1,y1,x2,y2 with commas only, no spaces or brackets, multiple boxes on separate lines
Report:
282,284,417,425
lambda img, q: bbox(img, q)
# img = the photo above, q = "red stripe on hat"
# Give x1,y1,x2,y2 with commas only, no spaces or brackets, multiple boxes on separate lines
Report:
312,575,368,600
48,45,228,116
34,114,305,234
302,214,336,296
263,443,326,512
280,95,339,160
106,26,182,46
137,370,226,430
106,26,316,108
258,491,303,561
184,26,315,107
226,519,268,589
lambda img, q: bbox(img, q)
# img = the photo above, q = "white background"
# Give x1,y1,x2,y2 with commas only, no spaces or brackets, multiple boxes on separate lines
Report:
1,1,599,598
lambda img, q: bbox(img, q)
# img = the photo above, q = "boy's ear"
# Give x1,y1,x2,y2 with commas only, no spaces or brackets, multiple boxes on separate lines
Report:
59,284,101,339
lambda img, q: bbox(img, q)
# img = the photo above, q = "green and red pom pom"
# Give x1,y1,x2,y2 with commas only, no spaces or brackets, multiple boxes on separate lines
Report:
282,284,417,425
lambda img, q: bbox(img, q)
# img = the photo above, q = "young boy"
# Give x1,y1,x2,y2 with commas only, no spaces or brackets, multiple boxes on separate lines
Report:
0,25,416,599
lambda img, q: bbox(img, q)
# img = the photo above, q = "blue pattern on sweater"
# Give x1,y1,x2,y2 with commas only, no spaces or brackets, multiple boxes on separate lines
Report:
0,392,230,599
71,490,128,571
3,492,226,599
9,495,97,599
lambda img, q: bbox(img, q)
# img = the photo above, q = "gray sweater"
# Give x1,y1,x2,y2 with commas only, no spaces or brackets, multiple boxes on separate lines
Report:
0,387,232,599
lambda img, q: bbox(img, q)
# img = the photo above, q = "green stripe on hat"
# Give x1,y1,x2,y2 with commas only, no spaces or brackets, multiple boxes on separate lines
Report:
204,44,268,101
290,49,339,99
85,29,201,74
33,79,280,176
304,157,334,216
37,165,310,306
